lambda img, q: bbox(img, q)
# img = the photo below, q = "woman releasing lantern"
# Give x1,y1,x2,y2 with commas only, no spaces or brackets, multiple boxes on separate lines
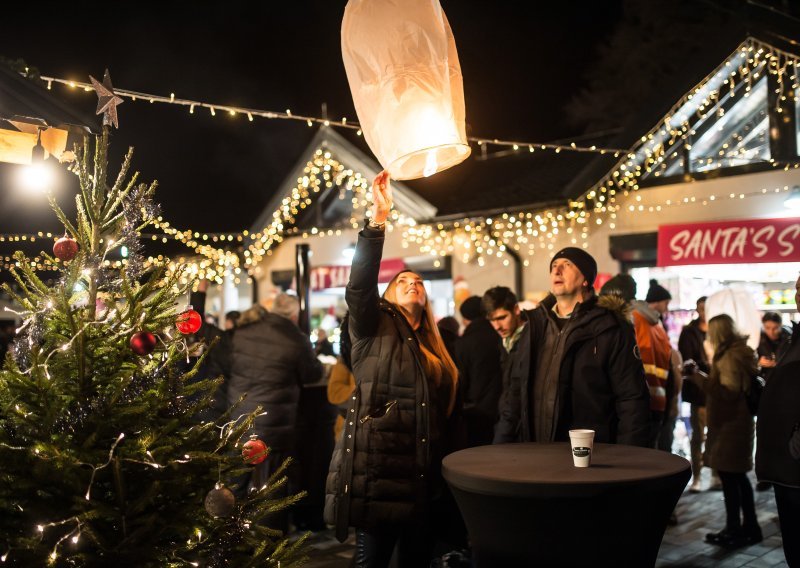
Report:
324,172,463,566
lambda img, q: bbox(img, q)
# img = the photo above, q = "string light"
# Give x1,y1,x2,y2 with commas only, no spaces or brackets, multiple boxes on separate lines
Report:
6,37,800,281
84,433,125,501
38,74,625,155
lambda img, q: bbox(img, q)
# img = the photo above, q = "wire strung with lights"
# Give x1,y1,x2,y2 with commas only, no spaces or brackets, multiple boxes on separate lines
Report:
38,75,627,156
6,36,800,281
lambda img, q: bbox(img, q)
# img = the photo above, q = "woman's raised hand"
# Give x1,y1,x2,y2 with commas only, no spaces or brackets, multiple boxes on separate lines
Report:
370,171,392,224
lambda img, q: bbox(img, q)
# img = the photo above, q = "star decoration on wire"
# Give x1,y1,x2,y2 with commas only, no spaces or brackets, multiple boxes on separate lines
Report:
89,69,124,129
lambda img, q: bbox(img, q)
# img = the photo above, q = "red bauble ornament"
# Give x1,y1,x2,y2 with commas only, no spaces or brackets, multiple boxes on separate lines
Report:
176,306,202,335
53,235,79,261
130,331,157,356
242,436,269,465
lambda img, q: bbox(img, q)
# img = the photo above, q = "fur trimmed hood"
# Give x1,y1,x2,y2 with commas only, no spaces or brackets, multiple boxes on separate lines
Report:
236,304,269,328
598,293,633,323
540,292,632,324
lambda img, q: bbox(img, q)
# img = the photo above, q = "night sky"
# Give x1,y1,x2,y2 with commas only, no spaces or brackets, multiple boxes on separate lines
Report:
0,1,623,236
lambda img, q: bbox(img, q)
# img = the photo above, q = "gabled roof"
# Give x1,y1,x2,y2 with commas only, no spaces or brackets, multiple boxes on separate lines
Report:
0,64,99,164
563,31,800,203
0,64,98,133
249,126,437,234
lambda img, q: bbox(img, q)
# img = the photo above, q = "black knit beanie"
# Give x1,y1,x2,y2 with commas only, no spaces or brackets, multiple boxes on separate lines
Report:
645,279,672,303
459,296,484,320
550,247,598,287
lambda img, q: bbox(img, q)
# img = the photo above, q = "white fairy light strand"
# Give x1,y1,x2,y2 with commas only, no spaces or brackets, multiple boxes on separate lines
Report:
8,37,800,280
39,75,625,155
34,516,82,565
84,433,125,500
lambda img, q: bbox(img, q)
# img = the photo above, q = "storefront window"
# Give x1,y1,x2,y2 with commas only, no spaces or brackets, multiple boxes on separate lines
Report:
630,261,800,344
688,77,769,173
642,66,771,180
796,84,800,154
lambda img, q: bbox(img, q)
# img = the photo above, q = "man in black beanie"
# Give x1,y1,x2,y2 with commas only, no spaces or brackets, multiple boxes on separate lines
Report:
490,248,650,447
645,279,672,316
455,296,504,446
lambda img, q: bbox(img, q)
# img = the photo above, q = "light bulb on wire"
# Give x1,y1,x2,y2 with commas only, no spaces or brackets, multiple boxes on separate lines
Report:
18,130,52,194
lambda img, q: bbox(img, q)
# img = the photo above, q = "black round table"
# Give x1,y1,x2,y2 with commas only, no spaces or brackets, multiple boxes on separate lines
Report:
442,443,690,567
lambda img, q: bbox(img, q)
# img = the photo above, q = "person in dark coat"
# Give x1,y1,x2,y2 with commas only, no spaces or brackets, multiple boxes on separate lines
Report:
455,296,503,447
699,314,762,548
487,248,650,447
226,293,323,531
757,274,800,566
757,311,790,382
184,280,232,422
324,172,462,567
314,327,335,357
437,315,460,362
678,296,718,493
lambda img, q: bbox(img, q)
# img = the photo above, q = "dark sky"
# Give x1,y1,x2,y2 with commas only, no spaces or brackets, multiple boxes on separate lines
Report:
0,1,623,236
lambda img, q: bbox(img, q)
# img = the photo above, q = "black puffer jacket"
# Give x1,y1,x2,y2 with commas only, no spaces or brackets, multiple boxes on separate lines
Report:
226,305,322,451
493,294,650,447
756,359,800,488
324,228,456,542
455,317,503,426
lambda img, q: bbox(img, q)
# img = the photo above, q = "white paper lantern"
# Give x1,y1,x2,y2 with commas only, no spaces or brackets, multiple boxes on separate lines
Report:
342,0,471,180
705,288,762,351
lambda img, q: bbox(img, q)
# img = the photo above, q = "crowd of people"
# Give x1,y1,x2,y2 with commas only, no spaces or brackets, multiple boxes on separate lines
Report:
167,172,800,567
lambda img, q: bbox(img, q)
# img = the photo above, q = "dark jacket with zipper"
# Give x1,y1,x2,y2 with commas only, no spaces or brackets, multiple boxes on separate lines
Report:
226,304,322,451
455,317,503,439
756,358,800,488
324,227,458,541
493,293,650,447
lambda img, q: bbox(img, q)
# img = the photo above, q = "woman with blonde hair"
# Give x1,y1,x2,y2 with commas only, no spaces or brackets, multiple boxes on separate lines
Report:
701,313,762,548
324,172,462,567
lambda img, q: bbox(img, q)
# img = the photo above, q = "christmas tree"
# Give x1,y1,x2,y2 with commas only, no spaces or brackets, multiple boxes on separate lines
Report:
0,120,307,566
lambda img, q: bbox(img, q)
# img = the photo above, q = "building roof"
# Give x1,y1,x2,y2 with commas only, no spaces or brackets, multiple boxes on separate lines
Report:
563,30,800,203
248,126,437,234
0,64,99,133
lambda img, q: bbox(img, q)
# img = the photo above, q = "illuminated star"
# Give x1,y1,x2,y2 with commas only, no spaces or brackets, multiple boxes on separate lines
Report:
89,69,124,129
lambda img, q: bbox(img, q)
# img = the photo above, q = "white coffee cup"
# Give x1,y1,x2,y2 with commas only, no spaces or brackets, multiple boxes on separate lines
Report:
569,429,595,467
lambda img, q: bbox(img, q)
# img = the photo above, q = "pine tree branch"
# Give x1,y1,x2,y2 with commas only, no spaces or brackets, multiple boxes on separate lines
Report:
48,195,80,242
91,129,108,221
102,146,135,221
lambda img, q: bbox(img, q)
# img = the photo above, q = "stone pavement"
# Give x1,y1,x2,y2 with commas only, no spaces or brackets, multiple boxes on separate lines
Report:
299,469,789,567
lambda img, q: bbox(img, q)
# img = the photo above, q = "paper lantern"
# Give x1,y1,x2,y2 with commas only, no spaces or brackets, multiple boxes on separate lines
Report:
342,0,471,180
705,288,762,351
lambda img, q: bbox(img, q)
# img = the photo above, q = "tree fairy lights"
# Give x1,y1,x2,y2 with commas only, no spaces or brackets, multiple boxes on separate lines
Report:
0,128,306,566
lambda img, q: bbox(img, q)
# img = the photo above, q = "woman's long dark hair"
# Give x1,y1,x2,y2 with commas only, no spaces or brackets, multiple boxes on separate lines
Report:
383,271,458,416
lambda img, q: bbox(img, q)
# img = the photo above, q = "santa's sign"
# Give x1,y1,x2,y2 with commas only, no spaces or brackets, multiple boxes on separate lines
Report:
657,217,800,266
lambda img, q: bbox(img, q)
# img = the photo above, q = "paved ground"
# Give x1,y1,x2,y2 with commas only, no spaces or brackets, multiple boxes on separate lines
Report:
299,468,789,567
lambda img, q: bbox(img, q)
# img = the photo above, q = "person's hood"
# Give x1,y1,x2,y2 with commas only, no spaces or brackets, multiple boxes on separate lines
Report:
631,300,661,325
597,293,633,323
236,304,269,328
540,292,631,326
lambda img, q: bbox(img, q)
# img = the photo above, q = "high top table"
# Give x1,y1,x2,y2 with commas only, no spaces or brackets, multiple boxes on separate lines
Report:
442,443,690,567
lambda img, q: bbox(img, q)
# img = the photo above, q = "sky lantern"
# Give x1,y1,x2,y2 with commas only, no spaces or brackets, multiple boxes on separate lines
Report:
342,0,471,180
706,288,762,351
